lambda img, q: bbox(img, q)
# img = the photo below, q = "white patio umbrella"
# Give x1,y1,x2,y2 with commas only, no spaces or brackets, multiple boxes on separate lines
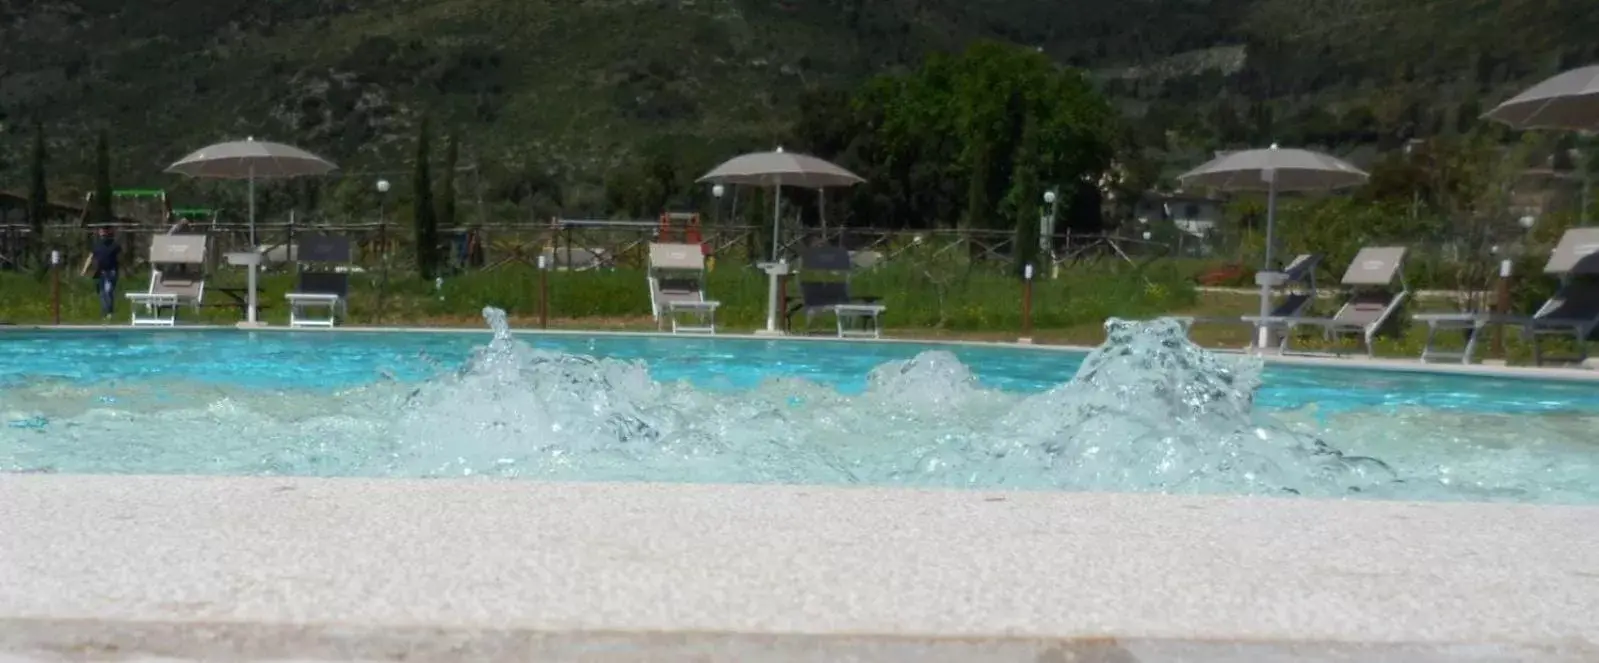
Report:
165,137,337,325
1484,63,1599,131
1178,144,1369,350
698,147,865,333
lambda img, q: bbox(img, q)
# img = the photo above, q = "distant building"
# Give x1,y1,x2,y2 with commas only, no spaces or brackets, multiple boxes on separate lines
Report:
1133,192,1224,239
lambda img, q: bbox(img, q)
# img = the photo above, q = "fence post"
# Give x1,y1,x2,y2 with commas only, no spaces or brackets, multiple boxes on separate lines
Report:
1493,259,1512,359
1018,263,1034,344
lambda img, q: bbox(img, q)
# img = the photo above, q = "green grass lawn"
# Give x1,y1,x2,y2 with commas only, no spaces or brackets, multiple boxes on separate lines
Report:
3,265,1591,366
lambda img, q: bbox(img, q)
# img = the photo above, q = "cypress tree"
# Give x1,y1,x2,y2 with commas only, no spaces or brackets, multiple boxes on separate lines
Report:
26,121,48,275
437,132,459,266
91,130,114,226
412,117,438,279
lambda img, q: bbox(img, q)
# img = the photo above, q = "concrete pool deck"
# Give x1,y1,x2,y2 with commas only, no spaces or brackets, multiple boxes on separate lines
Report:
2,476,1597,661
7,322,1599,383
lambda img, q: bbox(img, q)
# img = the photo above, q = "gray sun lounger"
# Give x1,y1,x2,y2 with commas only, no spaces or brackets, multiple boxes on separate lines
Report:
1416,227,1599,365
785,246,886,338
647,242,720,334
1244,246,1409,356
1174,254,1321,337
286,234,353,328
126,234,208,326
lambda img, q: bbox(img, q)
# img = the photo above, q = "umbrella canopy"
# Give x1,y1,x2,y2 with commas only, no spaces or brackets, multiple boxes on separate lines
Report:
1176,145,1368,192
164,137,337,327
697,148,864,188
698,148,864,335
165,137,337,179
1177,144,1369,352
1484,64,1599,131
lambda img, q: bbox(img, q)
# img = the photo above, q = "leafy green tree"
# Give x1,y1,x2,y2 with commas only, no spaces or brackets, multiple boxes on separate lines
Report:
854,40,1118,235
412,117,439,279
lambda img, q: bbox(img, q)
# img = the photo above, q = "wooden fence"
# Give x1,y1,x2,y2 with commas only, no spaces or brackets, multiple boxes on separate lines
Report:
0,218,1174,276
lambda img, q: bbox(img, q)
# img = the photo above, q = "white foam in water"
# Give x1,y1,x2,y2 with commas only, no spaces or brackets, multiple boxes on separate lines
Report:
3,307,1598,503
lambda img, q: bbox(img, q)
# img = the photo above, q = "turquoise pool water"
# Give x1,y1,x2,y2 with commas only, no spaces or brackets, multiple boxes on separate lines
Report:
4,329,1595,413
2,315,1597,503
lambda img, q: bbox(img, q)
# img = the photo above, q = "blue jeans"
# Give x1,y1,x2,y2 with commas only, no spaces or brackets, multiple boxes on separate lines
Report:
97,271,118,317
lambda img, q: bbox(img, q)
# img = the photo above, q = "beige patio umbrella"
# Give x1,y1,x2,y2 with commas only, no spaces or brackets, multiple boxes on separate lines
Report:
1178,144,1369,350
698,147,865,333
1486,64,1599,227
166,137,338,325
1484,64,1599,131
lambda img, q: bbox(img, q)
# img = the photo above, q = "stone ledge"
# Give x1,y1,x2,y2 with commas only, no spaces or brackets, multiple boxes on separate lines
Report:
2,475,1596,661
1,621,1592,663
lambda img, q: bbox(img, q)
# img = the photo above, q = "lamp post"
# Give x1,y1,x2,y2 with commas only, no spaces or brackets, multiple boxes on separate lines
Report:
709,184,725,272
711,184,725,225
375,179,390,324
1042,190,1058,279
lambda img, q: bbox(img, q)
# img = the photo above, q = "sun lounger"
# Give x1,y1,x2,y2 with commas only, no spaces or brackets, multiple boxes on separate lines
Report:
1244,246,1409,356
540,246,611,271
1417,228,1599,365
785,247,886,338
647,242,719,334
126,234,208,326
286,234,352,328
1235,253,1321,345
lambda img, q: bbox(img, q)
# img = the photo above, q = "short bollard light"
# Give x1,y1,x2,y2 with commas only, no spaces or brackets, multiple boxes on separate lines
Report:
1494,259,1514,358
50,250,62,325
1019,263,1035,344
537,255,550,329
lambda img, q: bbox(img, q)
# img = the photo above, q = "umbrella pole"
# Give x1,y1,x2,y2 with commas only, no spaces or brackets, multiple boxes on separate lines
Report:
1257,177,1278,351
247,170,259,325
764,183,783,333
818,188,827,246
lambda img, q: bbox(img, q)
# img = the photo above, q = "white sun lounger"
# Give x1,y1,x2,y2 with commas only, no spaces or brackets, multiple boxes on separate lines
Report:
647,242,720,334
1416,228,1599,365
286,234,353,328
126,234,208,326
1244,246,1409,356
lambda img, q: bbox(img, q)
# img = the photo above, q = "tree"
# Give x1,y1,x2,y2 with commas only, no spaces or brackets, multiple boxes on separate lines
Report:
26,121,48,276
91,130,114,227
438,132,459,231
412,117,439,279
862,40,1118,233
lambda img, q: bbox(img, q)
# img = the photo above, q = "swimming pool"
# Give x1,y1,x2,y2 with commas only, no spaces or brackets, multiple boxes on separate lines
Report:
3,313,1597,504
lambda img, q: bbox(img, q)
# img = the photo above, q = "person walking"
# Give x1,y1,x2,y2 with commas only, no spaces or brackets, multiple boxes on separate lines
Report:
85,228,121,320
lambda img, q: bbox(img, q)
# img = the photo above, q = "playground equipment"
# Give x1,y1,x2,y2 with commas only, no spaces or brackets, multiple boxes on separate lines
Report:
80,189,172,225
170,207,219,227
658,212,705,246
659,211,711,269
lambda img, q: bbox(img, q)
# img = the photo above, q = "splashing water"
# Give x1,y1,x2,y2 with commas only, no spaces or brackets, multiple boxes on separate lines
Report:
4,306,1597,502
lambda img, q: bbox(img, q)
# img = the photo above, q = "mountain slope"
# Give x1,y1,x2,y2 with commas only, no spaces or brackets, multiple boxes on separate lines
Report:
1,0,1595,202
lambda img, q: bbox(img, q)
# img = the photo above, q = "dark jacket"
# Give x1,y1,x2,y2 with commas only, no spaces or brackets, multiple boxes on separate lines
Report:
91,239,121,277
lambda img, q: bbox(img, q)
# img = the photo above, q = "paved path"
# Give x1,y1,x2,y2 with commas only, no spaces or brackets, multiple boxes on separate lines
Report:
3,475,1597,661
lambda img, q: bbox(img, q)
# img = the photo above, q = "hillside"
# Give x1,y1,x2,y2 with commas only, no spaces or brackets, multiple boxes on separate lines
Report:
1,0,1595,212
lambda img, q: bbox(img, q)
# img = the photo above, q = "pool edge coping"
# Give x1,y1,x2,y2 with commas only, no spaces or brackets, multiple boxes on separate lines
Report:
3,475,1597,660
